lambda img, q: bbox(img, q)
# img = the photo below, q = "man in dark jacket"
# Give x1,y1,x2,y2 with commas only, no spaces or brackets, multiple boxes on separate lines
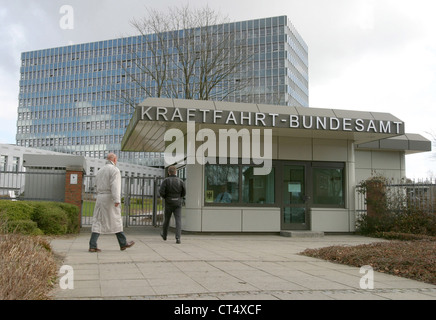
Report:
159,166,186,244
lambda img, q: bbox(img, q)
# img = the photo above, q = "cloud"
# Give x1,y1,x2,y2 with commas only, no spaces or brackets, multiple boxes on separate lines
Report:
306,0,423,85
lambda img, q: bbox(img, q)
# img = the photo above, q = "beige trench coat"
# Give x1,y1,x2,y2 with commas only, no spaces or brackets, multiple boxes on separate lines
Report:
91,161,123,234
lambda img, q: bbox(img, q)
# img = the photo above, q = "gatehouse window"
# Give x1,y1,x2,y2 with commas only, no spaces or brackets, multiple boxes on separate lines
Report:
312,163,345,207
242,166,275,204
205,164,239,204
204,163,275,206
203,160,344,208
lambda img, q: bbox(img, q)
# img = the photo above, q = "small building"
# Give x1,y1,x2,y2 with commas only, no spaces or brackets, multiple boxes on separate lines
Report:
121,98,431,233
0,143,164,198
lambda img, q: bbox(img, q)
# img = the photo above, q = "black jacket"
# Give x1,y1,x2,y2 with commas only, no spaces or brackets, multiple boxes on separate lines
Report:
159,175,186,206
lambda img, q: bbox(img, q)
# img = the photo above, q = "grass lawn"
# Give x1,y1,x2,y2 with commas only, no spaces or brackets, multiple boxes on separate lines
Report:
81,199,163,217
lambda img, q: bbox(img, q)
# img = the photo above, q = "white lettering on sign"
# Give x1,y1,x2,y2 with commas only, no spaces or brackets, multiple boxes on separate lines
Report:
141,106,404,134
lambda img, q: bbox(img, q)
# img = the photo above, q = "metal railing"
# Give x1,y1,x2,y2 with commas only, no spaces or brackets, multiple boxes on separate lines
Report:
1,171,165,229
355,179,436,217
81,175,164,227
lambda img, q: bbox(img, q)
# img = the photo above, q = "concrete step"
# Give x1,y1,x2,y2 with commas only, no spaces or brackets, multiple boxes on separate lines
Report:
280,230,324,238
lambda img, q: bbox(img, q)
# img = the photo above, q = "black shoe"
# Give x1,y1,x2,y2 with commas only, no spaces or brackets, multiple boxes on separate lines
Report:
161,233,167,241
176,239,181,244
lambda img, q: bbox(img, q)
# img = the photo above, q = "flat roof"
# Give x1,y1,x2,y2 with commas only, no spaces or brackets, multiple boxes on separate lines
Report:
120,98,426,153
356,133,432,154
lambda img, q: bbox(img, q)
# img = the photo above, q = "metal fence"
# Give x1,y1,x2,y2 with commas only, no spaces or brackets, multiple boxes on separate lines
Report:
355,179,436,217
81,175,165,227
355,185,367,220
1,171,165,229
0,170,66,202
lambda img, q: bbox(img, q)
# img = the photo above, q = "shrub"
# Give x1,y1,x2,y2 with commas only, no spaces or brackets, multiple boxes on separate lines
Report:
0,200,34,221
0,201,44,235
356,175,436,237
31,203,68,235
5,219,43,236
393,210,436,236
357,209,436,237
0,200,80,235
57,202,80,234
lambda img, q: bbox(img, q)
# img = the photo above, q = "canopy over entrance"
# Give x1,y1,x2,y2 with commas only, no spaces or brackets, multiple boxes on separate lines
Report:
121,98,431,154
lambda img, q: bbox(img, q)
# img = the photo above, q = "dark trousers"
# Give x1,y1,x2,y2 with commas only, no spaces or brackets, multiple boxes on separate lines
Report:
89,232,127,249
162,204,182,240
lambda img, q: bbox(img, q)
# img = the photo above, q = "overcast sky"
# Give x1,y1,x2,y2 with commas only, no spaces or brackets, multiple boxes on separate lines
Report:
0,0,435,178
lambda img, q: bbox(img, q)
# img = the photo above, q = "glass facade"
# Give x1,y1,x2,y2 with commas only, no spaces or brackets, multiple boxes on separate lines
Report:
16,16,308,167
312,166,345,207
205,165,240,204
204,161,345,209
243,166,275,204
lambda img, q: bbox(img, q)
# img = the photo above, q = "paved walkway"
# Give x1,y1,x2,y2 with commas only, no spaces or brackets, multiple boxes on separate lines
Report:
50,227,436,300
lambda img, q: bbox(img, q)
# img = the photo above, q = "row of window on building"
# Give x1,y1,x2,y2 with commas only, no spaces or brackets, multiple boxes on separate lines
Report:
17,135,123,148
21,47,290,81
18,118,129,133
21,17,290,67
19,89,138,106
19,65,294,101
0,156,20,172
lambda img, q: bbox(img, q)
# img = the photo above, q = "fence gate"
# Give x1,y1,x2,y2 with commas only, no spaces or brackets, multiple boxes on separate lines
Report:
81,175,164,227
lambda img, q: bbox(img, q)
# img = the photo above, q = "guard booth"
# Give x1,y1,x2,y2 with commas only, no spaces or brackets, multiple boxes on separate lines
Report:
121,98,431,234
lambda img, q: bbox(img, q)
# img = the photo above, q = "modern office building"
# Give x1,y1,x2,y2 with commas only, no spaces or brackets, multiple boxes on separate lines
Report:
16,15,308,167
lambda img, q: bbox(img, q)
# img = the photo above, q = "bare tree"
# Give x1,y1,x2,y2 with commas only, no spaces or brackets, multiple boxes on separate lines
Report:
129,8,172,98
121,4,253,104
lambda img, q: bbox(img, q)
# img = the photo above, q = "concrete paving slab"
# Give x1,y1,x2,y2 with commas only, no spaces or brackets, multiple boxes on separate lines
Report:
50,227,436,300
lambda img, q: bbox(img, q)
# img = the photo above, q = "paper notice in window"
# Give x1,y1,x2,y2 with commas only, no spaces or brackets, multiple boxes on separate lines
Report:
205,190,214,203
288,182,301,193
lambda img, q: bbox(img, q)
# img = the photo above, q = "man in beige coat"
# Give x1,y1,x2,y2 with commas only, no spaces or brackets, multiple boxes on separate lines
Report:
89,153,134,252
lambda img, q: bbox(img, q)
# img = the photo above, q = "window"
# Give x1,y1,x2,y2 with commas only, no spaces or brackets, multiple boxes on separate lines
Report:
12,157,20,172
205,165,239,204
242,166,275,204
312,164,344,207
204,163,275,206
0,155,7,171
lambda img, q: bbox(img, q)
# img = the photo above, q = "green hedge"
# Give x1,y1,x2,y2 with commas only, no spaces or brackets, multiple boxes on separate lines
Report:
357,210,436,237
5,219,43,235
0,200,80,235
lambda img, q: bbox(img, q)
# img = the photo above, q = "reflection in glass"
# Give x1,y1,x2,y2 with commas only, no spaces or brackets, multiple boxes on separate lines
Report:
283,165,305,205
283,207,306,224
205,165,239,203
312,168,344,206
242,166,275,204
